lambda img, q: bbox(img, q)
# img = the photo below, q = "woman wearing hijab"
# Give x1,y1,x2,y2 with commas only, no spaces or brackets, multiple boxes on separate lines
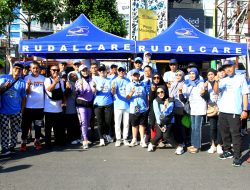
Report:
75,65,94,149
148,72,165,140
204,69,223,154
64,71,81,145
147,85,177,152
169,70,185,155
179,68,207,153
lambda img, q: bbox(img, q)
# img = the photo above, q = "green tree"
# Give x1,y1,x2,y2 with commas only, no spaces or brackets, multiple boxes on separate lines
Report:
0,0,16,35
65,0,128,37
0,0,65,39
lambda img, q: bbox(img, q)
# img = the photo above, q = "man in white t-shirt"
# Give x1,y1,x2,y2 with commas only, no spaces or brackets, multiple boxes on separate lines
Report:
20,61,45,151
44,65,65,149
142,51,157,74
163,59,178,89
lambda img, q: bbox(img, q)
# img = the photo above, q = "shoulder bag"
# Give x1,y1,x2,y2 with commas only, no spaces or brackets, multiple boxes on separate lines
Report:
183,86,193,115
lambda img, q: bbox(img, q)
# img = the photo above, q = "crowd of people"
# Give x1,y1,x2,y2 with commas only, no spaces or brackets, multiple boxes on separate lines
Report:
0,51,250,167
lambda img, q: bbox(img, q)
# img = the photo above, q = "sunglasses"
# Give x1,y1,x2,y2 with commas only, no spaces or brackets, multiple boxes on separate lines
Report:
51,69,59,72
157,91,164,95
135,62,142,64
153,76,160,80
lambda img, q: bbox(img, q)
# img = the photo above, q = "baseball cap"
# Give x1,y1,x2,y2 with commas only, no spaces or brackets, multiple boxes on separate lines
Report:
98,64,106,71
144,51,152,56
13,62,24,69
187,62,198,68
131,69,140,76
117,64,126,70
222,60,235,68
79,64,88,71
134,57,143,63
169,59,177,64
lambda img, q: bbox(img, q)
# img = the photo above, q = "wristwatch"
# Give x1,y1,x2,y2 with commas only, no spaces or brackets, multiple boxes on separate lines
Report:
243,110,248,112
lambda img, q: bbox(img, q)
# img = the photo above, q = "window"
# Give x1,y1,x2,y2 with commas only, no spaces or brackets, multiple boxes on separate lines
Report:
205,16,213,29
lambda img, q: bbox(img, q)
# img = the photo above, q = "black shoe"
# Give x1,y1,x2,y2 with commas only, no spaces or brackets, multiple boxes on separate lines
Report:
1,148,11,156
219,150,234,160
9,147,16,153
232,158,241,167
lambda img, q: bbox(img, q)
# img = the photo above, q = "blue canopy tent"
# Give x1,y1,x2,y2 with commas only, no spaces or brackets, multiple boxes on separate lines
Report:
136,16,248,61
19,14,135,59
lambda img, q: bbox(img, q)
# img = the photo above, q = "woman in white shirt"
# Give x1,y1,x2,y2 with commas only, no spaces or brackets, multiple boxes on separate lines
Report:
179,68,207,153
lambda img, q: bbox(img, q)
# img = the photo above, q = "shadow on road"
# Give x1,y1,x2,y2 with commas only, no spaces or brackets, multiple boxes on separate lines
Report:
0,164,32,173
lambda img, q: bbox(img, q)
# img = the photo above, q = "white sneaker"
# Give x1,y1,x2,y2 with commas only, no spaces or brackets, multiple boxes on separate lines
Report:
71,140,79,145
207,145,216,154
115,140,121,147
129,139,138,147
82,143,88,150
98,139,105,146
216,145,223,154
123,140,130,146
140,140,148,148
106,135,114,143
147,143,154,152
175,145,184,155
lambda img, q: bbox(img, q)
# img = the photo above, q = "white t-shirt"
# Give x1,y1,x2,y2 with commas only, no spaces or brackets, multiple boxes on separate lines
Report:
24,74,45,109
44,77,65,113
183,82,207,115
163,71,176,83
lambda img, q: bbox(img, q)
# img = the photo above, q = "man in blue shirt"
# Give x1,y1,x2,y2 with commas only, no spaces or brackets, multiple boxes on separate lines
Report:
0,62,26,155
214,60,249,167
112,64,130,146
126,69,148,148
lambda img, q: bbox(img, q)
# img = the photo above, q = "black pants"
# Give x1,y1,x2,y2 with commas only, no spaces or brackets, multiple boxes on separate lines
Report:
65,114,81,143
208,116,222,145
218,112,242,158
45,112,65,146
94,104,114,139
21,108,44,140
173,114,185,145
151,124,177,147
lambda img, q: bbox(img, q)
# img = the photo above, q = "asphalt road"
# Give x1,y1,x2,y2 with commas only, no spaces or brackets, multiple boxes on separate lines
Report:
0,126,250,190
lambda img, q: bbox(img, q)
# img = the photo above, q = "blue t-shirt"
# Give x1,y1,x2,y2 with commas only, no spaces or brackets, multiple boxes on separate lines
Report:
0,75,26,114
112,77,130,111
142,78,152,94
126,81,147,114
93,76,113,106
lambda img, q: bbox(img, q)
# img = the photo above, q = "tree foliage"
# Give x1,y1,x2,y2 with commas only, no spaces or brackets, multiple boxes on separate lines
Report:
0,0,65,38
65,0,128,37
0,0,17,35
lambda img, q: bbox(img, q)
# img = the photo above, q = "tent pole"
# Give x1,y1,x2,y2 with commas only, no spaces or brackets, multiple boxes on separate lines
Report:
46,58,48,77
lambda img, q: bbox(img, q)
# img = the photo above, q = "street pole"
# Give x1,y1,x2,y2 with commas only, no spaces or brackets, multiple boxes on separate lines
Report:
223,0,227,40
235,1,240,69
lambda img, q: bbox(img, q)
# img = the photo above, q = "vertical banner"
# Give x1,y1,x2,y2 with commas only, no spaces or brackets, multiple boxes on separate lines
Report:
138,8,157,40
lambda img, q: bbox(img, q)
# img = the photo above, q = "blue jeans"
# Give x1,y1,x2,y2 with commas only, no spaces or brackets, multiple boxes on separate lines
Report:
191,115,203,148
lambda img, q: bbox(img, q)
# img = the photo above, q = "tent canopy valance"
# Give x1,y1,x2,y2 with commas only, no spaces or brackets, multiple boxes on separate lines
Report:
19,14,135,59
19,15,247,61
136,16,247,61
